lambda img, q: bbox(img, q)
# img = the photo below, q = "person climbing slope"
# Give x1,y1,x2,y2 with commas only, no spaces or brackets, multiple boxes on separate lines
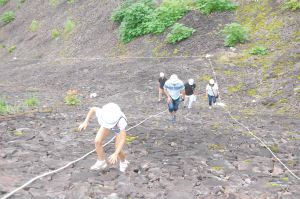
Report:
205,79,219,109
78,103,129,172
183,78,196,109
158,72,167,102
163,74,185,123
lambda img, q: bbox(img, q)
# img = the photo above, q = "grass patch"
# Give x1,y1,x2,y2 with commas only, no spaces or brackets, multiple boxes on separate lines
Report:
67,0,75,4
280,177,289,181
14,130,24,136
247,89,257,97
209,144,225,152
0,0,9,6
49,0,58,7
166,23,195,44
249,46,268,55
126,135,138,143
64,89,80,106
223,23,248,47
228,83,243,93
211,166,222,171
8,45,16,53
269,144,280,153
1,11,16,24
243,159,252,163
24,96,38,107
51,28,60,39
0,98,20,115
29,20,39,32
63,19,75,36
196,0,237,15
283,0,300,11
268,182,281,187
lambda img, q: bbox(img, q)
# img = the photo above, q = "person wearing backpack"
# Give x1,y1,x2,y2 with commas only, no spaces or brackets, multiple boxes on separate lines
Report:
183,78,196,109
158,72,167,102
205,79,219,109
164,74,185,123
78,103,129,172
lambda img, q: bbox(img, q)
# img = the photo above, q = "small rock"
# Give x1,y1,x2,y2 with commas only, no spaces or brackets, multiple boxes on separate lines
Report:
90,93,97,98
170,142,177,147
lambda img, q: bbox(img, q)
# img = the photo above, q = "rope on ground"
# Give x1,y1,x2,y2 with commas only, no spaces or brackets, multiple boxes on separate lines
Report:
206,56,300,181
0,109,168,199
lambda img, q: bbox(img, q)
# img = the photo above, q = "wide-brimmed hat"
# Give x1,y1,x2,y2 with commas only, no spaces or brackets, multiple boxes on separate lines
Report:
209,79,215,85
169,74,180,84
188,78,194,85
97,103,122,129
160,72,164,77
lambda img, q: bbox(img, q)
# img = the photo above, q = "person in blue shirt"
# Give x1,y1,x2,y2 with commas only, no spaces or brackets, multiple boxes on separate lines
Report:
163,74,185,123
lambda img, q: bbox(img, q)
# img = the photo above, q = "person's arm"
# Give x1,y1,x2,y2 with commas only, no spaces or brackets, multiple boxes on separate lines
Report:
164,83,171,103
78,107,98,131
205,85,208,97
108,130,126,164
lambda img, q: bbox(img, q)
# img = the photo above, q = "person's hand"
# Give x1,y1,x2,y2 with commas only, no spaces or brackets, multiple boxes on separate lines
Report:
78,121,88,131
167,97,171,104
108,153,118,164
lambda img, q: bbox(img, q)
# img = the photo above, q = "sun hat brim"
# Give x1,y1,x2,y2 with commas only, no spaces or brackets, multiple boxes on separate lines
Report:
96,104,123,129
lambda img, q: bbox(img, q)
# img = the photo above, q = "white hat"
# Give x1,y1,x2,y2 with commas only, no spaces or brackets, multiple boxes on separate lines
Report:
97,103,122,129
169,74,179,84
188,78,194,85
209,79,215,85
160,72,164,77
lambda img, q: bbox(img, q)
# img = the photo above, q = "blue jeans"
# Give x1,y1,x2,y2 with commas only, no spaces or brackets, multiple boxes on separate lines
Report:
208,95,216,106
168,98,180,112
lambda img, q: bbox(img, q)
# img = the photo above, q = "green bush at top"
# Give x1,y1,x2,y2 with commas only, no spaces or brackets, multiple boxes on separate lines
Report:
284,0,300,11
196,0,237,15
112,0,192,43
223,23,248,47
249,46,268,55
0,0,9,6
63,19,75,36
1,11,16,24
166,23,195,44
146,0,190,34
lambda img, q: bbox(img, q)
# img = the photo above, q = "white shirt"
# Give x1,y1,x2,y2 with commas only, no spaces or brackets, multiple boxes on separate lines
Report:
95,108,127,131
206,83,219,96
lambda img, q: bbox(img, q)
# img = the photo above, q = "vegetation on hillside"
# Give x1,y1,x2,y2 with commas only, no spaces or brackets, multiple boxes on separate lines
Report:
166,23,195,44
196,0,237,15
1,11,15,24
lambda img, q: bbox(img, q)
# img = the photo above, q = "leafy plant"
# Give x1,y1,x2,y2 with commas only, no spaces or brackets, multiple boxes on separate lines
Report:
29,20,39,32
196,0,237,15
51,28,60,39
166,23,195,44
111,0,136,23
223,23,248,47
49,0,58,7
0,0,9,6
64,89,80,106
0,98,7,114
1,11,16,24
8,45,16,53
63,19,75,36
146,0,190,34
249,46,268,55
67,0,75,4
24,96,38,107
283,0,300,11
0,98,20,115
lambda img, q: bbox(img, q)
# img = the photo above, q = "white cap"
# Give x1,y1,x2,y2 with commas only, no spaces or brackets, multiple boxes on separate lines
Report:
97,103,122,129
209,79,215,85
188,79,194,85
169,74,179,84
160,72,164,77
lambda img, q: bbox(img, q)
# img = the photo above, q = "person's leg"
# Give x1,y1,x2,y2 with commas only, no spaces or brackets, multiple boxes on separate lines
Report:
184,95,189,107
95,127,110,160
208,95,213,107
172,98,180,121
115,133,125,162
212,96,216,104
158,87,162,101
188,95,193,109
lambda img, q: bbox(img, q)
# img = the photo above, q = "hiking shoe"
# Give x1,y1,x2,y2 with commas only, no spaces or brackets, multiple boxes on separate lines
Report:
209,106,212,109
90,160,107,170
172,115,176,123
119,160,129,172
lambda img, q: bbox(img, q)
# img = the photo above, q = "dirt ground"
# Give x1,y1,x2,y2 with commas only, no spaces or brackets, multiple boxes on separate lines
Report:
0,57,299,199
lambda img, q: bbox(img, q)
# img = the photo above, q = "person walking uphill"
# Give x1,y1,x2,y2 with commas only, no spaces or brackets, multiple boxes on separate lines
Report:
184,78,196,109
164,74,185,123
206,79,219,109
158,72,167,102
78,103,129,172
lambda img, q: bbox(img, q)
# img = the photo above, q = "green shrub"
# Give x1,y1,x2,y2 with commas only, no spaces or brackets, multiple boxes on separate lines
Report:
112,0,136,23
0,98,19,115
0,98,7,114
223,23,248,47
284,0,300,11
63,19,75,36
49,0,58,7
147,0,190,34
8,45,16,53
166,23,195,44
51,28,60,39
0,0,9,6
196,0,237,15
29,20,39,32
67,0,75,4
1,11,16,24
24,96,38,107
64,90,80,106
249,46,268,55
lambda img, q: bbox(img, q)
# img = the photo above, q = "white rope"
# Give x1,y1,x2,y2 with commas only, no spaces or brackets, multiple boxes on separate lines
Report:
0,109,167,199
206,56,300,181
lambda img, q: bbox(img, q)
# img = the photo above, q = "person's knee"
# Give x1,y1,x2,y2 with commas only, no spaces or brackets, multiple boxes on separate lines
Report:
95,138,103,146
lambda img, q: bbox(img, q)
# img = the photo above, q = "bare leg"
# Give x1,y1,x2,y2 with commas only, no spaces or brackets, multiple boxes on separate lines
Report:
115,134,125,161
158,88,162,101
95,127,110,160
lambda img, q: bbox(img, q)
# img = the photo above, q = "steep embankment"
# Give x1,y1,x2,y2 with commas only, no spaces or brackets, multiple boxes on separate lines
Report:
0,0,299,198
